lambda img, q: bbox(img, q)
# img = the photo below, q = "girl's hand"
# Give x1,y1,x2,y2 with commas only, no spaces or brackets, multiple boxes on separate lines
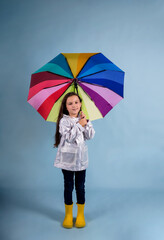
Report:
78,118,87,127
78,111,87,126
79,111,86,119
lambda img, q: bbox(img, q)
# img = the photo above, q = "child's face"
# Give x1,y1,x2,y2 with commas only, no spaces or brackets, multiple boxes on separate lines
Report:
66,95,81,117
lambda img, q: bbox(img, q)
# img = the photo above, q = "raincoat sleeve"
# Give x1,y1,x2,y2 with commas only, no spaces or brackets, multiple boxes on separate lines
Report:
59,118,83,143
83,120,95,140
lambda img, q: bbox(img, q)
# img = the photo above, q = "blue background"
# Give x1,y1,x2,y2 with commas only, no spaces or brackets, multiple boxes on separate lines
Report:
1,0,164,239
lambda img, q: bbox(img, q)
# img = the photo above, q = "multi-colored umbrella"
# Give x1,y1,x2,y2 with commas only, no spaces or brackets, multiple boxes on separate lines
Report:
27,53,125,122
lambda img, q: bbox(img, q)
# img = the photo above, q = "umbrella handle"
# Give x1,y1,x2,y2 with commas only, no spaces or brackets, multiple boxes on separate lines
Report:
73,78,78,95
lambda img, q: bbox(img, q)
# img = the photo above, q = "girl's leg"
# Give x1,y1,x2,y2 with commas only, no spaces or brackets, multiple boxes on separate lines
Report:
62,169,74,205
75,170,86,204
75,170,86,228
62,169,74,228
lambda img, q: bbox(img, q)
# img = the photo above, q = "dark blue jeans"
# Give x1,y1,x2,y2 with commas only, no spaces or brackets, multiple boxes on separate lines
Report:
62,169,86,205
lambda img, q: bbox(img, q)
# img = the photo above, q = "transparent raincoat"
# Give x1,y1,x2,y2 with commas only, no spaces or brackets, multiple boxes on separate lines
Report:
54,114,95,171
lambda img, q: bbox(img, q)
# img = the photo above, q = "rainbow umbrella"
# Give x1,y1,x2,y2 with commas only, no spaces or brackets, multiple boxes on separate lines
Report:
27,53,125,122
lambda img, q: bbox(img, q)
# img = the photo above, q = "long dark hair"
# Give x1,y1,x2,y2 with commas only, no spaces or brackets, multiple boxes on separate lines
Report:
54,92,82,148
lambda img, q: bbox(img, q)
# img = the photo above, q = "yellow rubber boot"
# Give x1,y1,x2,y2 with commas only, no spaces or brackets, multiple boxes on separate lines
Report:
62,204,73,228
75,203,86,228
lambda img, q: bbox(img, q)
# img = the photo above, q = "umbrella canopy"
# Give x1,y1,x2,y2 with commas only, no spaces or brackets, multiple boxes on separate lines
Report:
27,53,125,122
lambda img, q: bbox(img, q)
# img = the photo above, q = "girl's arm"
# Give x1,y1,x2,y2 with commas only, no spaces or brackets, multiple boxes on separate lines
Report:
79,111,95,140
59,118,83,143
83,121,95,140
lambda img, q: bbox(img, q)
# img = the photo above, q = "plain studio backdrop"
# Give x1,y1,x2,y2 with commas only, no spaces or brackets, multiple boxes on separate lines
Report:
0,0,164,240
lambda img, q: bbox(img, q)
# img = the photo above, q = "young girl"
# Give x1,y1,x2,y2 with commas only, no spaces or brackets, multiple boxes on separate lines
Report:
54,92,95,228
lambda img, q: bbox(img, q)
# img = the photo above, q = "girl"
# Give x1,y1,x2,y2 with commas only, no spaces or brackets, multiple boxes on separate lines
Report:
54,92,95,228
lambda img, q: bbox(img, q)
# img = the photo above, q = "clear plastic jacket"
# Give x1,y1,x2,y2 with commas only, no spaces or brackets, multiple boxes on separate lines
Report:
54,114,95,171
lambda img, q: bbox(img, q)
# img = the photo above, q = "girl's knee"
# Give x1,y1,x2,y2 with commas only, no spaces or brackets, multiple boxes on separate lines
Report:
65,181,74,192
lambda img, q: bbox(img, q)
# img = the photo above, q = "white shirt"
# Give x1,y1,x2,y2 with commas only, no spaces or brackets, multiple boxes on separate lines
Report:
54,114,95,171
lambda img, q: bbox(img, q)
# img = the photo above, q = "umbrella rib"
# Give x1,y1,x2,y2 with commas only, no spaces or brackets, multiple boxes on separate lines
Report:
46,71,73,80
79,68,123,79
78,79,120,90
77,83,108,119
54,82,75,105
61,56,75,78
53,82,93,106
78,80,124,97
79,69,106,79
76,53,100,78
77,82,95,103
41,80,73,90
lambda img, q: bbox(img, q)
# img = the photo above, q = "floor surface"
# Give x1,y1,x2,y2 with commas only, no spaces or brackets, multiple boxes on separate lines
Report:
1,188,164,240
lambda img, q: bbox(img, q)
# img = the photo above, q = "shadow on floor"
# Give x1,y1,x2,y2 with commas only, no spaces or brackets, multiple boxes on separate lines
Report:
0,188,63,223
